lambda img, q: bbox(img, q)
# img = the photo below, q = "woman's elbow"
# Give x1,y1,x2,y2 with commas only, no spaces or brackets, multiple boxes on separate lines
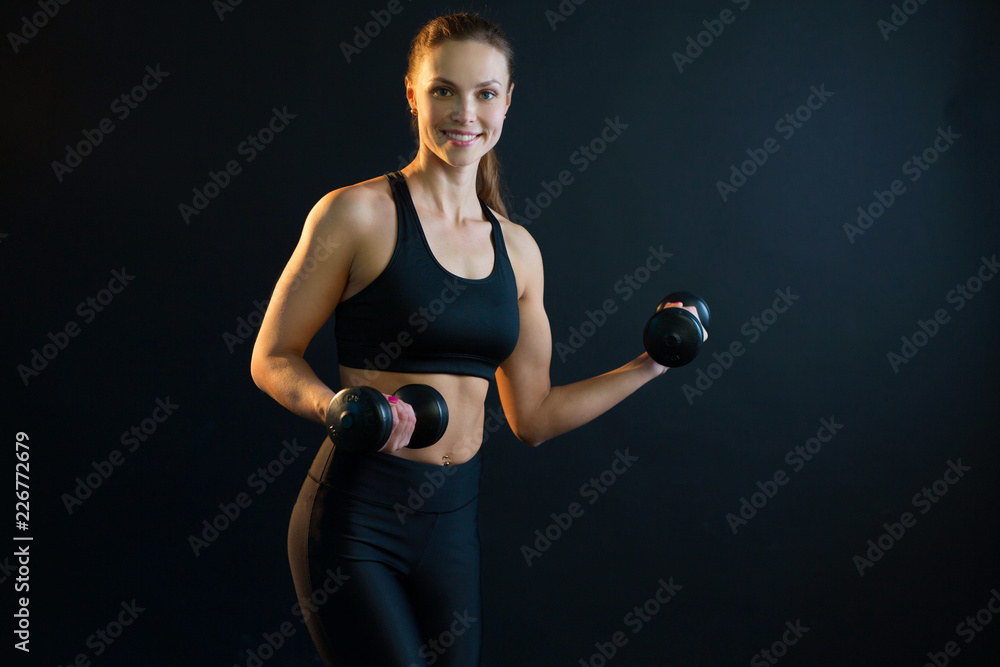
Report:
249,361,266,393
249,345,274,392
510,422,547,448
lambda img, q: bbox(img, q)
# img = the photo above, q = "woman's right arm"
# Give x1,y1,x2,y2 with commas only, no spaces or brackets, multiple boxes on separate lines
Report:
250,188,364,425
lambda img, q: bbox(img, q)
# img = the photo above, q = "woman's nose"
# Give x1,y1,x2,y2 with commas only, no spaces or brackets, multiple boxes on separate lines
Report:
450,96,476,123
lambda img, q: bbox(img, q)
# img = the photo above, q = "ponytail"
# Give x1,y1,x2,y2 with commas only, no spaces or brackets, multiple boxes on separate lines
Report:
476,149,507,218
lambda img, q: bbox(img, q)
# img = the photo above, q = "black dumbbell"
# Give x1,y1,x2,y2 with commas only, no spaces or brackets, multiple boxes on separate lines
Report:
643,291,711,367
325,384,449,453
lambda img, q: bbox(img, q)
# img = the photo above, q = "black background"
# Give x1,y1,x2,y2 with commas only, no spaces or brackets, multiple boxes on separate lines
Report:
3,0,999,665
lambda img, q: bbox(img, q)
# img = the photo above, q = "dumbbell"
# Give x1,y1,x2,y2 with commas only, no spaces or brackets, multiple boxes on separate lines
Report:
325,384,449,453
643,291,711,367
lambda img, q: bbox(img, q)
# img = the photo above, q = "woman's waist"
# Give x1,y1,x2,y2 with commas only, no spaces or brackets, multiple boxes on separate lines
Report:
390,430,482,466
306,435,483,513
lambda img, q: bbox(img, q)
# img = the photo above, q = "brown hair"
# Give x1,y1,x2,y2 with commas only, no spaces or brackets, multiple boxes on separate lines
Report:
407,13,514,217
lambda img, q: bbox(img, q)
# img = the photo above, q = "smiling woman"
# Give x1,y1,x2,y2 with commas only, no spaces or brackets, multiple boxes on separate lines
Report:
249,11,705,667
405,19,514,216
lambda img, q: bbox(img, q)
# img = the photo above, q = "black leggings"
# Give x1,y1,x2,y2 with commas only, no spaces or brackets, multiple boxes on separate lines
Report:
288,438,483,666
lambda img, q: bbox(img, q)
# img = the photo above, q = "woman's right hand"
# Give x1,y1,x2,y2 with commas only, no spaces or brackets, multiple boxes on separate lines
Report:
379,394,417,453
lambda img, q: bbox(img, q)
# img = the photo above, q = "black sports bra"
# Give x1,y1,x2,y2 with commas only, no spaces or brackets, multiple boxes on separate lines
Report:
333,172,520,381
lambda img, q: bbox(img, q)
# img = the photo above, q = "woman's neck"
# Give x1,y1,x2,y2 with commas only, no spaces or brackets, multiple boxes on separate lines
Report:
402,149,483,225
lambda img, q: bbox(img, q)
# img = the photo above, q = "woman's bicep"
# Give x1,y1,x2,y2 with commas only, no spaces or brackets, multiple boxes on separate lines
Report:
252,191,359,363
496,233,552,444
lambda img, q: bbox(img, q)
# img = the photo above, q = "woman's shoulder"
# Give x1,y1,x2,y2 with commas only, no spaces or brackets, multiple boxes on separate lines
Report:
490,209,543,294
306,175,395,238
492,209,541,264
314,175,393,222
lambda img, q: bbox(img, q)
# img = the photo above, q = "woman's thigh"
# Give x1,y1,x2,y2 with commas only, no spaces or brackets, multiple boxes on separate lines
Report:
288,477,433,666
406,499,483,667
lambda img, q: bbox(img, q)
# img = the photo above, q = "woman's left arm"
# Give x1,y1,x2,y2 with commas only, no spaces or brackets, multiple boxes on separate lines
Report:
496,227,671,447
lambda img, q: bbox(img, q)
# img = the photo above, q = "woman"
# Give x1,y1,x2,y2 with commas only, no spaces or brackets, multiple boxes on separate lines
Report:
250,12,705,666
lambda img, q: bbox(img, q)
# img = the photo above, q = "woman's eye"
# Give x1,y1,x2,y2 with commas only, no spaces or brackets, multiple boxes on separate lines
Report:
431,88,498,100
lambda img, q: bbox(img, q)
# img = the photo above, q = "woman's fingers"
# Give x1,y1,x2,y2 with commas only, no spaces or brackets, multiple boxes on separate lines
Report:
683,305,708,342
664,302,709,342
379,396,416,452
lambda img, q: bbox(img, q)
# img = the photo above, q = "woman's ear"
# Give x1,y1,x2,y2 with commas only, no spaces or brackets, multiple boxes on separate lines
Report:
405,75,416,108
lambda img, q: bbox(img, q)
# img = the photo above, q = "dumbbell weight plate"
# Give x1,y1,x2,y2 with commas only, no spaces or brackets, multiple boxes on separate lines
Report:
643,307,704,367
326,386,393,453
393,384,449,449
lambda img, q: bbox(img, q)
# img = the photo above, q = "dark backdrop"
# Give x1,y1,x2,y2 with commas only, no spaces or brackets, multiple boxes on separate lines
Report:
4,0,999,665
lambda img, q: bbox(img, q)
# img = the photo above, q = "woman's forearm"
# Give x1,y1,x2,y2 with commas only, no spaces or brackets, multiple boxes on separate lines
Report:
250,352,337,426
522,353,664,446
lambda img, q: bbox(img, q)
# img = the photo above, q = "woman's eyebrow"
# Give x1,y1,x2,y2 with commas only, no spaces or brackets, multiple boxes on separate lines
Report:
429,76,502,88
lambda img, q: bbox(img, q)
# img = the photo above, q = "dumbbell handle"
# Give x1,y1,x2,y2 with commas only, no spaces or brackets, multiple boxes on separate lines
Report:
325,384,448,453
657,292,710,329
392,384,448,449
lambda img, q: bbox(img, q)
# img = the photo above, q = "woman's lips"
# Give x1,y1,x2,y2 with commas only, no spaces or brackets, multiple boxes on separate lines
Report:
441,130,480,145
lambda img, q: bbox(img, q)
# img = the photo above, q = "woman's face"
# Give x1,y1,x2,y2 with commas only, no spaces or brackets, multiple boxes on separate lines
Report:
407,39,513,168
